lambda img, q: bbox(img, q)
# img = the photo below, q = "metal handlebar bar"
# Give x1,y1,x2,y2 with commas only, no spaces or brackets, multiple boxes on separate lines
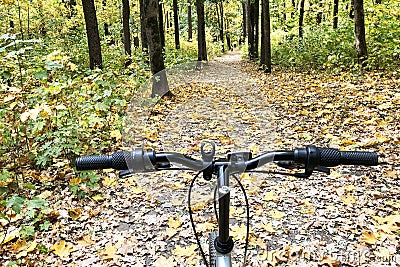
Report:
75,146,378,178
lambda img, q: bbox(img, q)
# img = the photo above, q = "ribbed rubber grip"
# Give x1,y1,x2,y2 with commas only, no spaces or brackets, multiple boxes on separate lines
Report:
76,151,128,171
319,148,378,167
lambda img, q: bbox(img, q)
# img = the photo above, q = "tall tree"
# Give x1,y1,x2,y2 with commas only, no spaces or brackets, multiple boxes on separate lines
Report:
158,1,165,49
260,0,271,73
103,0,110,37
354,0,367,65
333,0,339,28
82,0,103,69
143,0,169,96
122,0,132,65
216,1,224,52
196,0,207,61
298,0,305,38
139,0,148,51
247,0,259,60
241,1,247,45
187,0,193,41
173,0,180,49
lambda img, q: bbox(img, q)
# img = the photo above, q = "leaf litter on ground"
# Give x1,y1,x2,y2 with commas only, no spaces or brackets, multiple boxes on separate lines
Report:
1,52,399,266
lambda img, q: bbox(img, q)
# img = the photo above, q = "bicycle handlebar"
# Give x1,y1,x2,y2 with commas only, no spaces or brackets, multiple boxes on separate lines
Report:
75,146,378,176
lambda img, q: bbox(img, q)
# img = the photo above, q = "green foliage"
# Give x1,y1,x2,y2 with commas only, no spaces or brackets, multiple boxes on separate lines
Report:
272,22,357,72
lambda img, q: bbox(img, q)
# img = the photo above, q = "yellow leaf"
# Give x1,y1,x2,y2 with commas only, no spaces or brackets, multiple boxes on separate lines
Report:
168,217,181,229
372,215,386,225
69,177,82,185
345,184,356,191
69,208,82,221
361,231,378,245
269,210,285,219
172,244,197,258
299,205,315,214
318,255,340,267
330,170,343,177
16,241,37,259
376,223,400,234
101,242,122,259
264,191,279,201
52,240,74,258
384,214,400,225
103,176,118,187
110,129,122,140
92,194,105,201
249,143,260,154
383,170,398,179
341,139,355,146
131,186,146,194
0,229,20,245
340,193,357,205
230,224,248,241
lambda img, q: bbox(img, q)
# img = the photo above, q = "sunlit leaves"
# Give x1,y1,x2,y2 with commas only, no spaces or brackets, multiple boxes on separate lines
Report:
52,240,74,258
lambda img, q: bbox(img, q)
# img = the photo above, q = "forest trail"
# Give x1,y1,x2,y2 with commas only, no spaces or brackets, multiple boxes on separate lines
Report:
3,52,398,267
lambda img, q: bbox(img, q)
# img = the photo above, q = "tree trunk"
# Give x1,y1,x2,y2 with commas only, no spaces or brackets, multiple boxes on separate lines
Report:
247,0,259,60
158,1,165,49
349,0,354,19
139,0,148,52
173,0,180,49
241,2,247,45
291,0,296,18
196,0,207,61
354,0,367,66
299,0,305,38
216,2,224,52
333,0,339,28
144,0,169,97
316,0,323,24
82,0,103,69
122,0,131,65
260,0,271,73
188,0,193,41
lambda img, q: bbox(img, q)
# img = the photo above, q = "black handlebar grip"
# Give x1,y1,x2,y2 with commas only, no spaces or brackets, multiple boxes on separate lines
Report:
319,148,378,167
75,151,129,171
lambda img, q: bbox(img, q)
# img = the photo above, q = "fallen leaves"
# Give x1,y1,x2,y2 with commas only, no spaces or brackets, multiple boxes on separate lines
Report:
172,244,197,258
269,210,286,219
2,55,399,266
52,240,74,258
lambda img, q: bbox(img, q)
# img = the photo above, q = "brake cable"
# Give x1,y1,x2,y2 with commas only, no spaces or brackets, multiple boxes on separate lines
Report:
232,174,250,267
188,171,209,267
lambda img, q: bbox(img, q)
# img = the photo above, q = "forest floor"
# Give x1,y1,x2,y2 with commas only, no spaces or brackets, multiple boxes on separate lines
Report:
1,51,400,266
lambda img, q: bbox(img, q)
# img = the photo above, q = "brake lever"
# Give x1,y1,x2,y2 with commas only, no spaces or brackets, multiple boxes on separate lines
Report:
276,161,303,169
275,161,331,178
